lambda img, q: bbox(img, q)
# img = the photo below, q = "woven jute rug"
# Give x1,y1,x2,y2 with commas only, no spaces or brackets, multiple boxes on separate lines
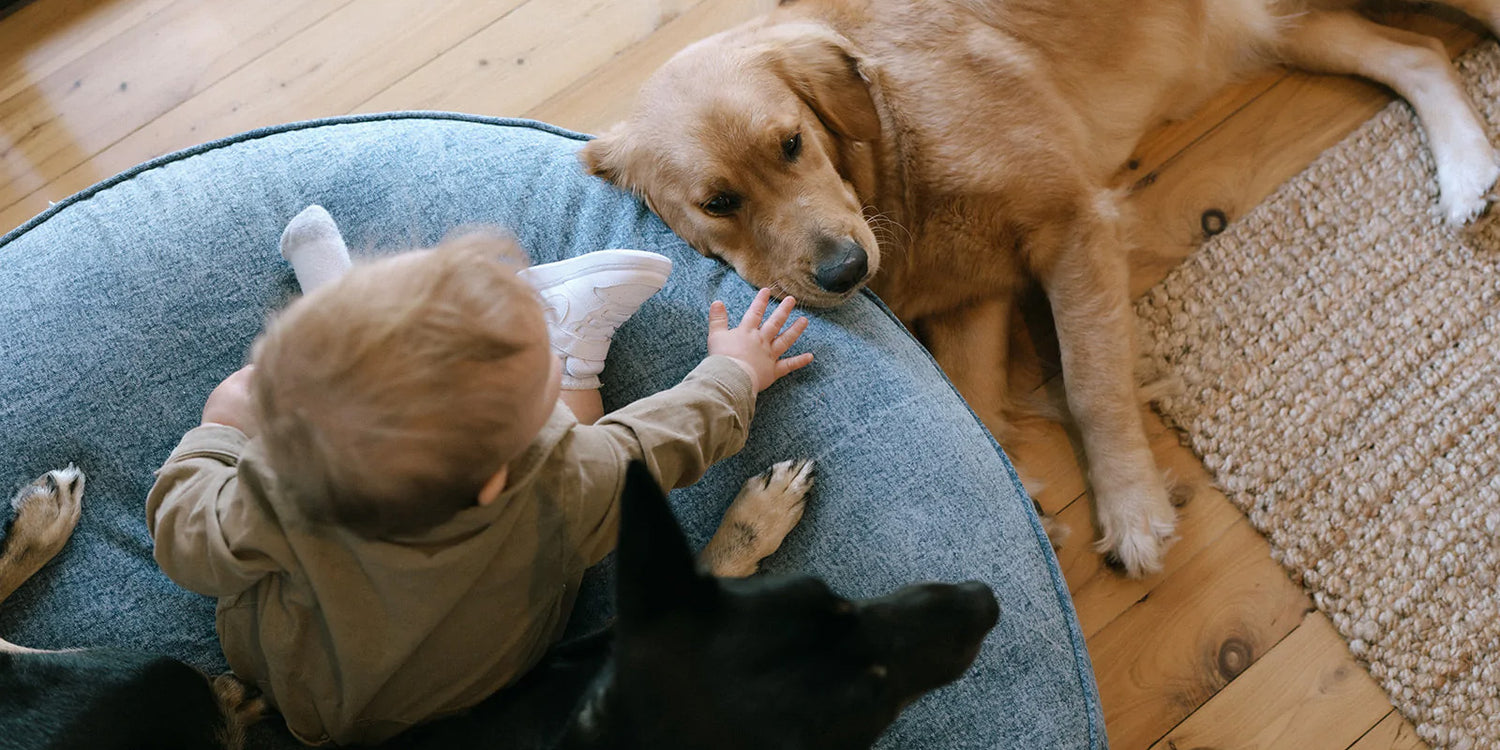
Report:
1135,43,1500,748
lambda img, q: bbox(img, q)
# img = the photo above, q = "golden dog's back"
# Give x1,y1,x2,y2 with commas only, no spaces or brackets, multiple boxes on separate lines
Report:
784,0,1332,176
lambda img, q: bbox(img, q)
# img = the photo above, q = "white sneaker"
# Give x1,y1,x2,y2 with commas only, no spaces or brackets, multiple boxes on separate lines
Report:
518,249,673,390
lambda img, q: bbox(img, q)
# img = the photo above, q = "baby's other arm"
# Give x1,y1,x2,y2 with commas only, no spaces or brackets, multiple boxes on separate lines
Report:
147,368,283,597
200,365,258,437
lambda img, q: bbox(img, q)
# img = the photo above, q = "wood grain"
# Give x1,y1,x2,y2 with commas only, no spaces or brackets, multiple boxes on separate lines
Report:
1123,14,1483,298
1115,69,1288,189
1149,612,1396,750
1088,520,1310,750
1,0,346,212
1349,710,1429,750
1054,411,1245,638
358,0,720,119
0,0,173,101
526,0,779,133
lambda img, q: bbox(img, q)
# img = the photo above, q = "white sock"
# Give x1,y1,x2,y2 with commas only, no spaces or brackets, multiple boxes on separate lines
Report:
560,372,600,391
280,205,351,294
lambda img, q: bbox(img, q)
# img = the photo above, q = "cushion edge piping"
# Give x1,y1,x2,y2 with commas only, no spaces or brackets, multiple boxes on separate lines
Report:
0,111,592,251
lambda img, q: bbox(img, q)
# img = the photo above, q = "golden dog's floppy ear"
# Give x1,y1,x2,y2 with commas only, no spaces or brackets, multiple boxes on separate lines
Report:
579,125,634,189
768,25,880,143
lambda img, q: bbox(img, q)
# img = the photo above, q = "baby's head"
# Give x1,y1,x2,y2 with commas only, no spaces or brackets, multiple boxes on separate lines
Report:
251,231,559,537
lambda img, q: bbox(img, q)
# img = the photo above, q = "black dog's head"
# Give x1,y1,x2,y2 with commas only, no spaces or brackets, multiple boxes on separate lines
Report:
593,462,999,749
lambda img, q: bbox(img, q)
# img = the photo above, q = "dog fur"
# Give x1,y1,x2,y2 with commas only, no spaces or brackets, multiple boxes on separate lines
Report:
580,0,1500,576
0,468,266,750
1,460,996,748
393,460,999,749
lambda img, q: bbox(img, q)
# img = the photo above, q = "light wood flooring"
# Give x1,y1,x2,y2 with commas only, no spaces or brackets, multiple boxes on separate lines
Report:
2,1,1479,747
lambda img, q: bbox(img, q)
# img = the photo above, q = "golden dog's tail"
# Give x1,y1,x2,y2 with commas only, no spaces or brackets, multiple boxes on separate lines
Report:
0,466,84,653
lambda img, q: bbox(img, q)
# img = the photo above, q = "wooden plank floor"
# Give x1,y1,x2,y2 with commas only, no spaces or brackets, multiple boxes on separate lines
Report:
3,1,1476,747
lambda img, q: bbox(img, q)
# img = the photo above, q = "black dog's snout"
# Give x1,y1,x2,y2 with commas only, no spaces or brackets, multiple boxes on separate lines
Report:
813,238,869,293
956,581,1000,631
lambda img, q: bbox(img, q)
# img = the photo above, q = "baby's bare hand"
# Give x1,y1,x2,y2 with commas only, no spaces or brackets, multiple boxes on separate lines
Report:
708,288,814,393
202,365,259,437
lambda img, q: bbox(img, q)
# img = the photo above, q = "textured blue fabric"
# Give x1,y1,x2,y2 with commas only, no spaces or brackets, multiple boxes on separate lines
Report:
0,113,1103,749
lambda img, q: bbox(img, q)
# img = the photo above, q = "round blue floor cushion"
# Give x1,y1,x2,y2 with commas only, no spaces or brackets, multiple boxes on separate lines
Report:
0,113,1103,749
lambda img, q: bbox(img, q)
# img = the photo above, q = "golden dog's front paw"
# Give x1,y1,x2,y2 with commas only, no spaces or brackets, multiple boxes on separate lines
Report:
1438,147,1500,229
1093,480,1177,578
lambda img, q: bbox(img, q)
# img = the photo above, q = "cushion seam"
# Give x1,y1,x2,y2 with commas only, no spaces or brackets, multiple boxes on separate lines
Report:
0,112,592,252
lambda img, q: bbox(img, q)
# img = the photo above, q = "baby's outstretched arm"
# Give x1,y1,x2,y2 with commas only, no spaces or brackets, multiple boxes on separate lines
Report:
561,290,813,565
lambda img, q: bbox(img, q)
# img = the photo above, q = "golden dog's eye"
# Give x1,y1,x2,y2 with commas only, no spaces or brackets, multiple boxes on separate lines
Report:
783,132,802,161
702,192,741,217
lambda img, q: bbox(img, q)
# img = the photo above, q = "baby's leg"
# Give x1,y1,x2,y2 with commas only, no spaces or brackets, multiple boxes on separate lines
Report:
518,250,672,423
559,371,604,425
279,205,351,293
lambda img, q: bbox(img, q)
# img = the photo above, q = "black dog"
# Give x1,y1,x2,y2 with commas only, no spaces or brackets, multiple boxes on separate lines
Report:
396,461,1000,749
0,468,264,750
1,463,998,749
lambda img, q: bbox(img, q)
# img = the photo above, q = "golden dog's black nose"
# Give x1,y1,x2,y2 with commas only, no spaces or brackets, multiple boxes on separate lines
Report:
814,238,869,293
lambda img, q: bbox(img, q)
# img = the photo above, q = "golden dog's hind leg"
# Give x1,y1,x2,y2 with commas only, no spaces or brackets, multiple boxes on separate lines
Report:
1034,199,1175,578
699,460,816,578
1278,10,1500,227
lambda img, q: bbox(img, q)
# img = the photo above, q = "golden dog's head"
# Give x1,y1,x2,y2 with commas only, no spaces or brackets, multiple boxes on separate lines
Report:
581,22,882,307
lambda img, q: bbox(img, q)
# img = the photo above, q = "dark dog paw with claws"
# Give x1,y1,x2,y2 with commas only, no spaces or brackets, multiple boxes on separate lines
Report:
4,466,85,578
700,460,816,577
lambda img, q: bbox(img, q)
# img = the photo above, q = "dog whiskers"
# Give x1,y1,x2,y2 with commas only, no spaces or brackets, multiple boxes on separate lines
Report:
861,206,913,261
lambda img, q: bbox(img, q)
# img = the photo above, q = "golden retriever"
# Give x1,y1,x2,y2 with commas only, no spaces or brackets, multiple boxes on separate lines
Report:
580,0,1500,576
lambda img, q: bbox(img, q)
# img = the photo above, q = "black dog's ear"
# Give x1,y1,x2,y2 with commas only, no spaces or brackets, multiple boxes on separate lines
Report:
617,461,716,627
767,24,881,143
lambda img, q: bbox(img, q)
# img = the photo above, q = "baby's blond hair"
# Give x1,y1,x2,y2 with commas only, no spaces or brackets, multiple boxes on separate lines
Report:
251,231,550,537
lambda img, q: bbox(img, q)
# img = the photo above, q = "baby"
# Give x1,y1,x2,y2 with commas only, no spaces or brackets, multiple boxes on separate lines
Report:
146,207,813,746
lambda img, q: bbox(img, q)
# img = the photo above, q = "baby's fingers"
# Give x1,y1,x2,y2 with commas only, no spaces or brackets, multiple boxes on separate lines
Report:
709,300,730,333
761,295,797,337
741,288,773,328
774,352,815,378
772,316,809,355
